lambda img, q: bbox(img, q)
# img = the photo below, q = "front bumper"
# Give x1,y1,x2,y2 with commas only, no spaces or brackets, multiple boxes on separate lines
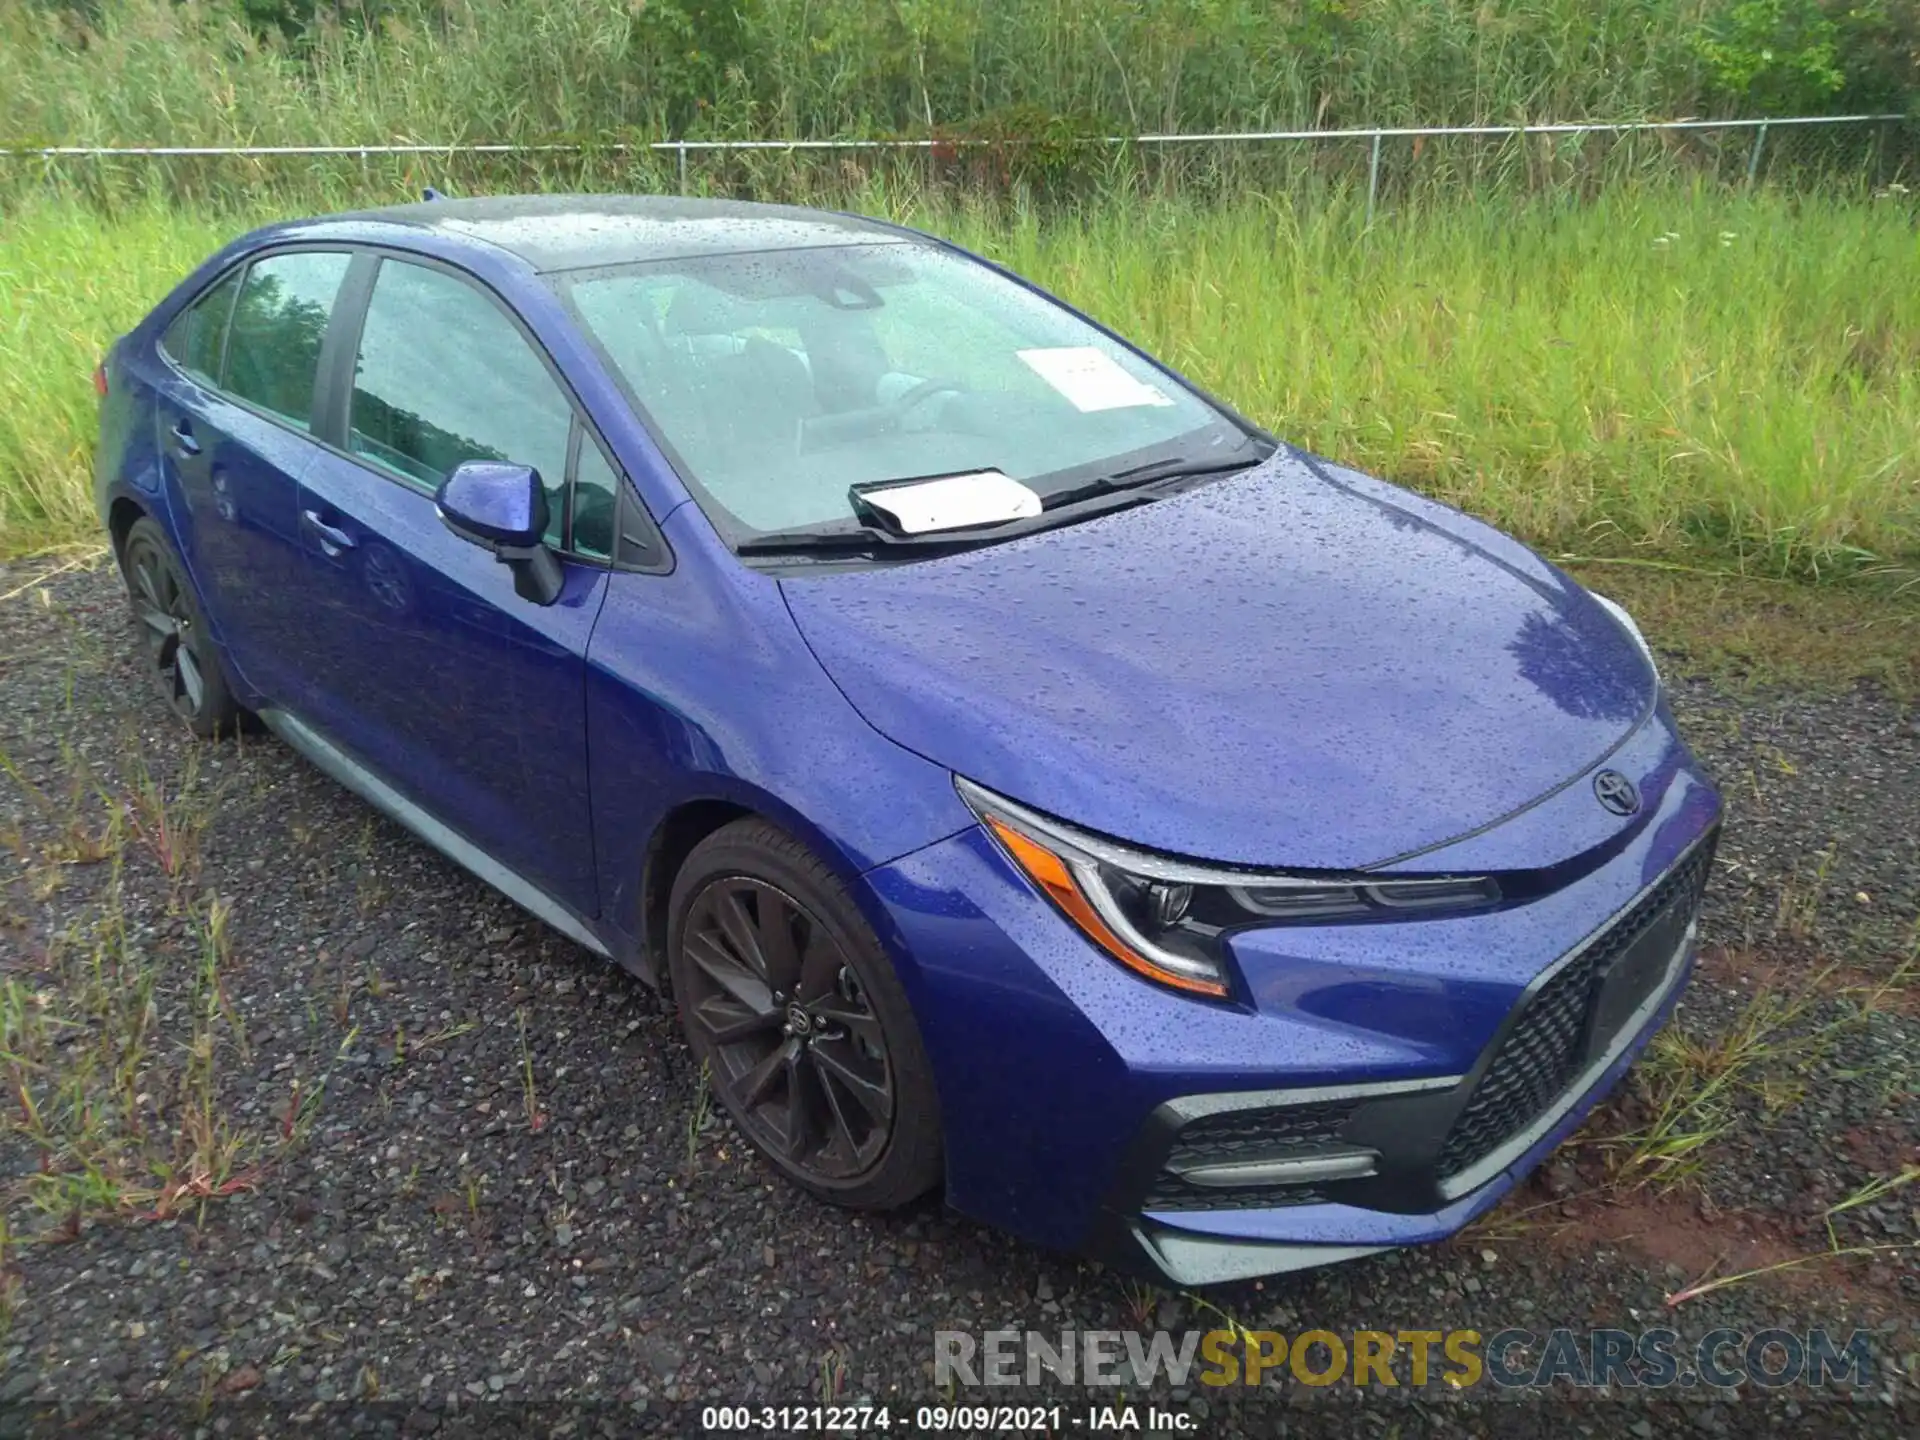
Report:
1115,838,1709,1285
861,706,1721,1283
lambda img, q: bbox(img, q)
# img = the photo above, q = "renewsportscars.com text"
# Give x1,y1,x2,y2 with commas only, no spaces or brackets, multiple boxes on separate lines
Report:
934,1326,1878,1391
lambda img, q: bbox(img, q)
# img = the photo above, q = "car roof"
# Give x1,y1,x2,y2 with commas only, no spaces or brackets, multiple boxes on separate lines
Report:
326,193,911,272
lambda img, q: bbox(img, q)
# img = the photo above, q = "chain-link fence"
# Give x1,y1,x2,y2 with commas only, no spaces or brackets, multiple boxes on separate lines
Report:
3,114,1913,209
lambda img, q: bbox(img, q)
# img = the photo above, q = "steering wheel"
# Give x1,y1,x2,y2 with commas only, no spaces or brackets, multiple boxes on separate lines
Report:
884,377,968,422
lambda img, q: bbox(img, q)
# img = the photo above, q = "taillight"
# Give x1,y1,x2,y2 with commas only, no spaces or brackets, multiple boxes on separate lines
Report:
93,359,109,398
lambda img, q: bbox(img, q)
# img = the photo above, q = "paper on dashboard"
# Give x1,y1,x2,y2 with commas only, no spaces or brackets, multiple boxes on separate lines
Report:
1016,345,1174,413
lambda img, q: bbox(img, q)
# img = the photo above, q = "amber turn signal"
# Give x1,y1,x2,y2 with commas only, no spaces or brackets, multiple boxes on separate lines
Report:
985,817,1230,998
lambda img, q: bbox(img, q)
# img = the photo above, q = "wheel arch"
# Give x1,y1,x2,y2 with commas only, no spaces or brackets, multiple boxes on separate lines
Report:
637,797,754,987
107,494,150,568
631,782,933,994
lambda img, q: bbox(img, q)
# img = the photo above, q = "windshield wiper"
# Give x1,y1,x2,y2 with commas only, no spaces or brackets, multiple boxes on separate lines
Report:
738,446,1275,559
735,525,996,558
1112,448,1272,485
1043,449,1271,511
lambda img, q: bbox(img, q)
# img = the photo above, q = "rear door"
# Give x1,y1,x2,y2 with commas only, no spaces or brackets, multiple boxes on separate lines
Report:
290,252,615,914
152,250,355,704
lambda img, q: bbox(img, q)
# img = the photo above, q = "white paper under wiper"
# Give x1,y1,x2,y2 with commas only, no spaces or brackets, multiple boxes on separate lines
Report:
851,471,1044,535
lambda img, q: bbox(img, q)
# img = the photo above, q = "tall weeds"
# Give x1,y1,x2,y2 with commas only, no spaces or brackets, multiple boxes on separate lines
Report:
1,0,1902,156
0,2,1913,580
3,178,1915,580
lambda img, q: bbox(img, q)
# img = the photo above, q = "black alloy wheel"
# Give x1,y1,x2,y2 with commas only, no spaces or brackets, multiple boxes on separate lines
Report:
667,819,942,1208
121,518,240,738
680,875,893,1179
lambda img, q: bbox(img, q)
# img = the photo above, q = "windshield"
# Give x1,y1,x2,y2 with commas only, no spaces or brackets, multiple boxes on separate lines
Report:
556,241,1249,541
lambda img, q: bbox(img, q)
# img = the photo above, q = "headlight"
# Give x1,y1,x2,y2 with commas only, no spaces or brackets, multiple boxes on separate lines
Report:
956,778,1499,1001
1591,592,1660,685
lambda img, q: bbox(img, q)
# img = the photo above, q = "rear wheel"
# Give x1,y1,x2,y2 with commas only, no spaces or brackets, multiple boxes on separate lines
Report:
667,818,942,1209
122,518,241,739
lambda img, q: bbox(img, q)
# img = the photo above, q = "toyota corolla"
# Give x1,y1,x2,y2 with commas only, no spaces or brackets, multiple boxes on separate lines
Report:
94,194,1720,1285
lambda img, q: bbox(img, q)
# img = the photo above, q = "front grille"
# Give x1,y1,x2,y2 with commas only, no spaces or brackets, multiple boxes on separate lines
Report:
1142,1100,1353,1211
1435,840,1714,1180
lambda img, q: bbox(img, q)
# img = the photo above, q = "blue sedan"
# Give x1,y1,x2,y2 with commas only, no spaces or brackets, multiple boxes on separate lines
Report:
95,195,1721,1285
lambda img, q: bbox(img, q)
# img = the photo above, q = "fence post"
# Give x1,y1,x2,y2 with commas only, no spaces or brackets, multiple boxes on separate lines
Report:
677,141,688,194
1745,122,1768,186
1366,130,1382,227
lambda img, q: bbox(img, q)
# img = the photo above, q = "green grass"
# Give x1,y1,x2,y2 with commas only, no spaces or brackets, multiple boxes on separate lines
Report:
4,181,1915,582
0,202,238,545
941,184,1920,581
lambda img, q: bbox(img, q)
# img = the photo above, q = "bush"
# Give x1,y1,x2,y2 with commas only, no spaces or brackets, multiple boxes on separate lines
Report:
1696,0,1846,114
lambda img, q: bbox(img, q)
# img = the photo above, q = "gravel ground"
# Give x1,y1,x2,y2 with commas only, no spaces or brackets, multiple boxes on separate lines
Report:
0,556,1914,1437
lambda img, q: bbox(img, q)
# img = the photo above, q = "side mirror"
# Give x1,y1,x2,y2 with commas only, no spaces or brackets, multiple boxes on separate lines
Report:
437,460,547,547
435,461,563,605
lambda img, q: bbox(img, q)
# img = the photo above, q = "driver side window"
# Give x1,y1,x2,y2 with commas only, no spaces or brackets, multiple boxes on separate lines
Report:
348,259,573,548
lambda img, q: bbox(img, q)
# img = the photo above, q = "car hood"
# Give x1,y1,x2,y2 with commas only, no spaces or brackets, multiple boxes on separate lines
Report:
779,449,1655,870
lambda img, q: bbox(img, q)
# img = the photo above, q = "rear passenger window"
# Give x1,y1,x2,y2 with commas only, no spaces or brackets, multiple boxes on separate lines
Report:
224,252,352,428
161,269,243,384
348,260,571,546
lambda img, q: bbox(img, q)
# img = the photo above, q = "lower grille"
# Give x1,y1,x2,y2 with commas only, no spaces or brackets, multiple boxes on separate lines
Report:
1143,1176,1329,1210
1167,1101,1353,1167
1143,1100,1353,1211
1436,840,1714,1179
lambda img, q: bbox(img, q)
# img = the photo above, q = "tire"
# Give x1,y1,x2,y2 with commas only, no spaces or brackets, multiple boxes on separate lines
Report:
666,817,943,1210
121,517,243,739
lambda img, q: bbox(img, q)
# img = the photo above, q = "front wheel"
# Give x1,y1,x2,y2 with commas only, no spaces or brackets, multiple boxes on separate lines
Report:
666,818,943,1209
122,517,242,739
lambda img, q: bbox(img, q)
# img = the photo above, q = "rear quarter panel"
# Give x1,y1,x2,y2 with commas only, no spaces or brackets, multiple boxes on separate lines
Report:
93,336,164,535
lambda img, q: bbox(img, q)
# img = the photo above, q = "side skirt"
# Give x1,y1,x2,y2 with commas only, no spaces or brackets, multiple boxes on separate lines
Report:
257,707,614,961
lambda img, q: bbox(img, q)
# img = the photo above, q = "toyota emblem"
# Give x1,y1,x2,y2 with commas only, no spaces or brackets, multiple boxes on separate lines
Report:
1593,770,1640,816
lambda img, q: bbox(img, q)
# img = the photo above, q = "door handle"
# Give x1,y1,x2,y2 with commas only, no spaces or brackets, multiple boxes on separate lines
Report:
301,509,357,555
168,419,201,457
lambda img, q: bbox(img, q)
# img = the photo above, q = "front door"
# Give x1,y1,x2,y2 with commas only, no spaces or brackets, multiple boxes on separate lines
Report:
290,254,609,914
